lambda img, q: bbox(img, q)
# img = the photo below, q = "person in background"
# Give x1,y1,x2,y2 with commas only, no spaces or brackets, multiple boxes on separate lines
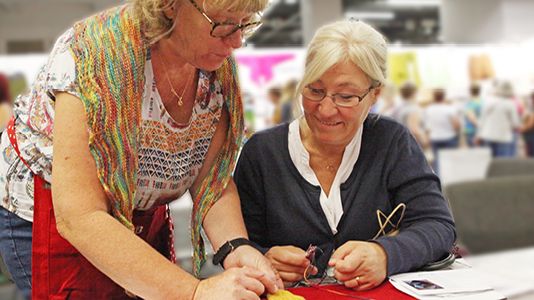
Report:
520,91,534,157
0,73,12,133
375,81,397,117
424,88,461,174
279,79,298,124
268,85,283,125
477,81,521,157
463,83,483,147
392,81,429,149
234,20,455,291
0,0,282,299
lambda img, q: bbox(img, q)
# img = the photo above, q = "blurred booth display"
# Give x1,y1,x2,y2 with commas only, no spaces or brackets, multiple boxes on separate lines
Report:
445,175,534,254
388,51,421,87
468,54,495,81
438,148,492,187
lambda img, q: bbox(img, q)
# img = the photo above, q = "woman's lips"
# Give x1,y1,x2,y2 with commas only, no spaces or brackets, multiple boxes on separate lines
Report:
314,116,342,127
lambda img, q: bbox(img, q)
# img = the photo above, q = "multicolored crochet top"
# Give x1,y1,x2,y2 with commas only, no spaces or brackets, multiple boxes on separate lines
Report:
69,5,243,276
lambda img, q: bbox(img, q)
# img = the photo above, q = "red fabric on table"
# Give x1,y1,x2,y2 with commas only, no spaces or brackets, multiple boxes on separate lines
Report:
287,282,416,300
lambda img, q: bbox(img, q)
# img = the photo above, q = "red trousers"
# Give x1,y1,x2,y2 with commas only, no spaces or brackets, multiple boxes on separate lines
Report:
31,176,172,299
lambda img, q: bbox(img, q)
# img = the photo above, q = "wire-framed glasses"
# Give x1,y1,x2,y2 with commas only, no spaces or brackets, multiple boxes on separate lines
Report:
189,0,263,39
302,83,379,108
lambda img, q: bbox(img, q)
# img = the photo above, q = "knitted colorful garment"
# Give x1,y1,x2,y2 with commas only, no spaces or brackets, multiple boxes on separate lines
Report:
69,5,243,276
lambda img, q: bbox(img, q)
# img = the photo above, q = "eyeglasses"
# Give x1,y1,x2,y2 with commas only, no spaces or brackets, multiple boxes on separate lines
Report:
302,84,379,108
188,0,263,39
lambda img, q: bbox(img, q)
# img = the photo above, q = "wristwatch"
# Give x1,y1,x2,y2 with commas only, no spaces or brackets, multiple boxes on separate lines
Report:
212,238,252,266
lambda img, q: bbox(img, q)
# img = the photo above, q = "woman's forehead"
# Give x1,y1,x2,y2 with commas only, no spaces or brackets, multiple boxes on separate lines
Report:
314,63,371,89
203,0,264,13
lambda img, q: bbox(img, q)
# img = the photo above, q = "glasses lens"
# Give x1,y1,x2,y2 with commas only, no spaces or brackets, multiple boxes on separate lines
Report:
333,95,359,107
211,24,239,38
212,22,263,39
303,87,325,101
242,22,262,38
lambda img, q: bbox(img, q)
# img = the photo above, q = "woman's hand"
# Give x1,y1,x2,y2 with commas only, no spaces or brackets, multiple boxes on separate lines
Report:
328,241,387,290
224,245,283,293
265,246,316,284
194,266,271,300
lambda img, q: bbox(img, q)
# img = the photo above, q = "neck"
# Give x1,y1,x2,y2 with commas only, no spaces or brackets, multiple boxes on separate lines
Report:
152,39,190,71
299,119,346,159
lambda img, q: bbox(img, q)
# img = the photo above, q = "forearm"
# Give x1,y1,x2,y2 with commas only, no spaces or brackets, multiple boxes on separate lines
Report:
203,179,248,251
57,210,198,300
374,219,455,276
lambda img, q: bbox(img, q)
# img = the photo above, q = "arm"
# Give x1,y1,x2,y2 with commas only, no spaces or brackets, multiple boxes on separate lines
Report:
375,127,456,275
407,111,429,148
465,107,478,128
520,113,534,132
189,107,245,251
330,127,455,290
189,107,282,293
450,114,461,133
52,92,198,299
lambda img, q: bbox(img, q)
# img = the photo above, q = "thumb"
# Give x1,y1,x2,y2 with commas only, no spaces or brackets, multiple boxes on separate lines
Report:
329,244,352,266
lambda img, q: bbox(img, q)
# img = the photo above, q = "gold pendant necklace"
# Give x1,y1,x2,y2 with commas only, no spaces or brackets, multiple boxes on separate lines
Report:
159,52,194,107
325,162,337,172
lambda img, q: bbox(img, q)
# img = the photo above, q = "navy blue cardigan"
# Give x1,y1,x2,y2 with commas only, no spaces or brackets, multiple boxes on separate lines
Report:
234,115,456,276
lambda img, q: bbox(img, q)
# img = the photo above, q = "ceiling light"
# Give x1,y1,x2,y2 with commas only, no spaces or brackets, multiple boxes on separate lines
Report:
385,0,441,7
345,11,395,20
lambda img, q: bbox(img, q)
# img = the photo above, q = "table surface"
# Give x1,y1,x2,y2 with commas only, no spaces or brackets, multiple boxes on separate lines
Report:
284,247,534,300
464,247,534,299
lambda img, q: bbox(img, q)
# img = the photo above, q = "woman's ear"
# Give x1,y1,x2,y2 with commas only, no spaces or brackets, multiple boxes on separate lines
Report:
371,86,382,105
163,0,177,20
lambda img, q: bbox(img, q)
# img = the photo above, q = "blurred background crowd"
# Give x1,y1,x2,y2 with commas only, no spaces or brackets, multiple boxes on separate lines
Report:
2,0,534,298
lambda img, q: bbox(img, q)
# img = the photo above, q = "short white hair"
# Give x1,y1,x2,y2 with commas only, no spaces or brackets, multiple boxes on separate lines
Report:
297,20,387,94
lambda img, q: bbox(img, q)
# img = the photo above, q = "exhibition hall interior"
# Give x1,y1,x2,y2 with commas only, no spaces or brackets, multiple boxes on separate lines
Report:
1,0,534,299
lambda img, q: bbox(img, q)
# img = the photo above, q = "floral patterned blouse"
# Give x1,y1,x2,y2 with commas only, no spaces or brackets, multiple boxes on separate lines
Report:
0,28,224,222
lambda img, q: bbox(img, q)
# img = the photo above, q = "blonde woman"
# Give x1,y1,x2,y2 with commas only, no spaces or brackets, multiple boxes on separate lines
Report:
0,0,282,299
235,20,455,290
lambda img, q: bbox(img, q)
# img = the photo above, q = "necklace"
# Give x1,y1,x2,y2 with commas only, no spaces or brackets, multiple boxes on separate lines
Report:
325,162,337,173
159,53,194,107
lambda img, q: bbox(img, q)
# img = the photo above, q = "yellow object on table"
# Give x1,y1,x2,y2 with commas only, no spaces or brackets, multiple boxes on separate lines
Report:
267,290,305,300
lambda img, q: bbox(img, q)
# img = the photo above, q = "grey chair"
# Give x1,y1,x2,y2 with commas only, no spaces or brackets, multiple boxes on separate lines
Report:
486,158,534,178
444,175,534,254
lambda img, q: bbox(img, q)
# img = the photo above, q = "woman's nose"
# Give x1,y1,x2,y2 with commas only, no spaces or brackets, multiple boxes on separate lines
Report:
224,29,244,49
317,96,339,117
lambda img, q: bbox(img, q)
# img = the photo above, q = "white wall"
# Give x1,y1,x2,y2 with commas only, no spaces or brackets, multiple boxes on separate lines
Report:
501,0,534,43
300,0,343,46
442,0,534,44
0,0,119,54
442,0,504,44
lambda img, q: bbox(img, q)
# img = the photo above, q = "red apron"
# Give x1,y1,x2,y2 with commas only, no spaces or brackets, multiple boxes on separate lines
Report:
7,117,176,299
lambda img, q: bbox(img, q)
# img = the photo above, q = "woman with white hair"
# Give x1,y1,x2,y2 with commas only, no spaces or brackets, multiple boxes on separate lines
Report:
234,20,455,291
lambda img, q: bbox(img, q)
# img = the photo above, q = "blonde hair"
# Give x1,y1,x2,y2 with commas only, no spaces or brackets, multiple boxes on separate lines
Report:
297,20,388,94
130,0,268,44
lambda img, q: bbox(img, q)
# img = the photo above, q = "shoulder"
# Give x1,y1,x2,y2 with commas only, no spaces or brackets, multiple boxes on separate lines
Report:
245,123,289,146
242,124,289,154
364,114,407,138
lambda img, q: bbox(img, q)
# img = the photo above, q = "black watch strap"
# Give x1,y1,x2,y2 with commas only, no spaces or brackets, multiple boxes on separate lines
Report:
212,238,252,266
